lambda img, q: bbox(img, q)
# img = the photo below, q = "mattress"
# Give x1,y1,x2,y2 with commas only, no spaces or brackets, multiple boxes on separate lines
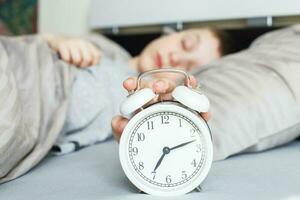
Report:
1,140,300,200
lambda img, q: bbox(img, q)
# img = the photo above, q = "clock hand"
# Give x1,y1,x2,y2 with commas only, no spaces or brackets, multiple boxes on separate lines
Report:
170,139,197,151
153,154,165,172
152,140,196,172
153,147,170,172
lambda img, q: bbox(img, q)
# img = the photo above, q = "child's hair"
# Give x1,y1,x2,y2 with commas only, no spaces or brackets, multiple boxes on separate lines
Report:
210,28,236,56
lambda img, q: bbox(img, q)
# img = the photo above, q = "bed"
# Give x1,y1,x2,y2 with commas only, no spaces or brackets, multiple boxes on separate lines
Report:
1,139,299,200
1,17,300,200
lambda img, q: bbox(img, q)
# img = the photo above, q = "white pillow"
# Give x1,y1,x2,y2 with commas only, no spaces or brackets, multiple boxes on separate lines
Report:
192,25,300,160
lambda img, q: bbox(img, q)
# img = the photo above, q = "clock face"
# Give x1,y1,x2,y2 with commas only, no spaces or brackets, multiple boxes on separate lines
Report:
119,103,213,196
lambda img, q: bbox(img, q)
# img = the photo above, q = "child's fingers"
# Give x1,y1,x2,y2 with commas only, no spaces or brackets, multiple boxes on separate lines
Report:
45,36,101,67
70,44,82,65
111,115,129,143
200,112,211,121
189,76,210,122
152,78,178,101
89,44,101,66
80,42,100,67
123,77,175,95
78,43,92,67
151,78,176,94
188,75,198,89
123,77,138,92
123,75,198,101
58,45,71,63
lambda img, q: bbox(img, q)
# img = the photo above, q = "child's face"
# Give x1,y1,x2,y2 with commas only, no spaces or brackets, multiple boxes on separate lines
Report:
137,28,222,72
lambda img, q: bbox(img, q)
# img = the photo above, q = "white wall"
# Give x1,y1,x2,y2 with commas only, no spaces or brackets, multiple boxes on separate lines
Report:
38,0,91,36
89,0,300,28
38,0,300,35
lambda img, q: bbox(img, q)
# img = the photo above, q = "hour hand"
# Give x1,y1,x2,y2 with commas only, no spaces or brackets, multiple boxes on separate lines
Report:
153,153,166,172
153,147,171,172
170,139,196,151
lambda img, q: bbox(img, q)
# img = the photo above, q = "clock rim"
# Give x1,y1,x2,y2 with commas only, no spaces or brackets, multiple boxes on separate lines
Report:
119,102,213,196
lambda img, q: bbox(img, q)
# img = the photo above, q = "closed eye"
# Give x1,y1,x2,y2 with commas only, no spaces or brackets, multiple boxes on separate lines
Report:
181,33,200,52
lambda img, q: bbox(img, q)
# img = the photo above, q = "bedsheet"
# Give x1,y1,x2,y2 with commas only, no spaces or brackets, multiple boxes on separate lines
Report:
1,140,299,200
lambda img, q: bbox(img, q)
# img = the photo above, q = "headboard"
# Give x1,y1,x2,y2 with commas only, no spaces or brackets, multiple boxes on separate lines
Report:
89,0,300,34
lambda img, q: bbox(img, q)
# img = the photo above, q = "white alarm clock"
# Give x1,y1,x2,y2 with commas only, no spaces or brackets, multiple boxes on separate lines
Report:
119,69,213,196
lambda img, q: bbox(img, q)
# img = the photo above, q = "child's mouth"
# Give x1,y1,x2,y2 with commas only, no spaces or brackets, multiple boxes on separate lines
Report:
155,52,163,68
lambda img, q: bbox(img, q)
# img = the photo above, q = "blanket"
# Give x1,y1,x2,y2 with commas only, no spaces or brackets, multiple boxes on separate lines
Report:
0,36,76,183
0,33,133,184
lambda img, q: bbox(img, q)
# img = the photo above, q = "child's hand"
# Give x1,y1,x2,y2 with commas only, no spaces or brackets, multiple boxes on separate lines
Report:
111,76,211,143
42,34,101,67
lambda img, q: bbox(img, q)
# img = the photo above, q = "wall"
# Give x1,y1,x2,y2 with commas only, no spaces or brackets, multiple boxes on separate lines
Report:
38,0,91,36
89,0,300,28
38,0,300,35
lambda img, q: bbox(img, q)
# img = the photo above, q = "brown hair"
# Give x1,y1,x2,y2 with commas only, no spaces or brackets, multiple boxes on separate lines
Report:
210,28,236,56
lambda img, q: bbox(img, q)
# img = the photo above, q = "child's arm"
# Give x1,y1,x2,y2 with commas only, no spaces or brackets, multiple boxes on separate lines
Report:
42,33,101,68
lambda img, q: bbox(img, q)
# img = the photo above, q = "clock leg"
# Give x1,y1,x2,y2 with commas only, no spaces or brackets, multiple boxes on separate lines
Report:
127,181,145,194
195,185,202,192
138,189,146,194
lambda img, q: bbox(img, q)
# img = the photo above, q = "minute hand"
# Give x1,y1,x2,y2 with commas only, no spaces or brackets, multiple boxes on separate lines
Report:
170,139,197,151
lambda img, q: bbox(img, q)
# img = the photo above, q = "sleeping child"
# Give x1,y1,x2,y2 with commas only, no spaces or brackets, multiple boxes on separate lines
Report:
1,25,300,183
43,27,225,155
44,25,300,161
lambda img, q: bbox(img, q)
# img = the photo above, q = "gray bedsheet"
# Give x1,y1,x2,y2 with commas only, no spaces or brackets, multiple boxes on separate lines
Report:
1,140,299,200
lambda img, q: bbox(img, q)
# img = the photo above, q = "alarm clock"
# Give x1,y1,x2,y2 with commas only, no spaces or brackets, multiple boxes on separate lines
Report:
119,68,213,196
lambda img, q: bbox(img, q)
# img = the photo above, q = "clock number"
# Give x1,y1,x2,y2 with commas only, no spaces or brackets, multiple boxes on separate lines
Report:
137,133,145,141
161,115,170,124
147,121,154,130
132,147,138,156
191,159,197,167
151,171,156,180
181,171,188,179
190,129,196,137
165,175,172,183
196,144,201,153
179,119,182,127
138,161,144,170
